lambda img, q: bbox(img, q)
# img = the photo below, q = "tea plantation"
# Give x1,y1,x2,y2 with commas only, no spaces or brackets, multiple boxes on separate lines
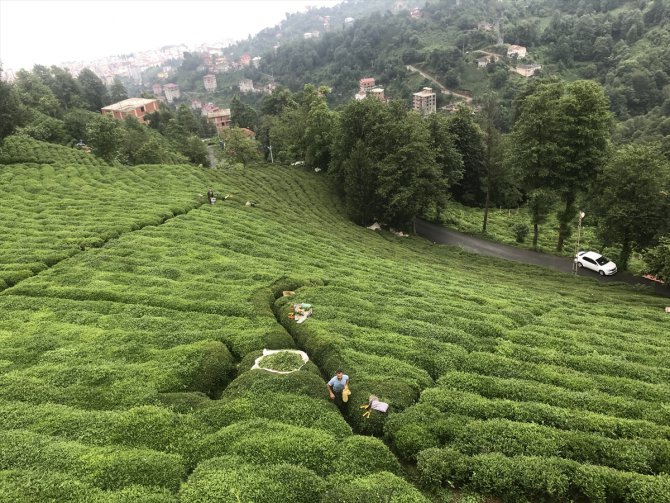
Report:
0,149,668,502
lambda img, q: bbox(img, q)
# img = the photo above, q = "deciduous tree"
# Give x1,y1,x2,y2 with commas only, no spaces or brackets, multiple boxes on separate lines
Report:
86,114,122,162
77,68,110,112
219,127,261,166
109,78,128,103
593,144,670,270
0,73,25,139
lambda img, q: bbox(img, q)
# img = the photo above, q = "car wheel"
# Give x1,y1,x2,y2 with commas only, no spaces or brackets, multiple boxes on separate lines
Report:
599,270,605,276
577,262,583,268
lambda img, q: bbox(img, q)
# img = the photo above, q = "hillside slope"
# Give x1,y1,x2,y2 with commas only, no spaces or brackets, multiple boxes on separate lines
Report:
0,162,668,501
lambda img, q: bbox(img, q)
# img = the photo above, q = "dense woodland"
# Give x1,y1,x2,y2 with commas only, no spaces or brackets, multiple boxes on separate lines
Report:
1,0,669,280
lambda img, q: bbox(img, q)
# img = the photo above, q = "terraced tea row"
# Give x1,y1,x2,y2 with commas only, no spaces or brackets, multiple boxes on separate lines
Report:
0,160,221,289
1,162,668,502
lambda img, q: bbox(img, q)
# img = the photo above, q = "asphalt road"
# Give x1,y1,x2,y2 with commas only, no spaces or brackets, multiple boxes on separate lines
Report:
415,218,670,298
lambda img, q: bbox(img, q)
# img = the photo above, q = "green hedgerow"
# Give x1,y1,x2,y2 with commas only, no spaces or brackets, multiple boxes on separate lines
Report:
194,393,351,438
193,419,338,476
323,471,431,503
333,435,401,476
180,456,325,503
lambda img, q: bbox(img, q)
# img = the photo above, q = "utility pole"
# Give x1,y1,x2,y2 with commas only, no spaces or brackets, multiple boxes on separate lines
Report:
572,211,585,276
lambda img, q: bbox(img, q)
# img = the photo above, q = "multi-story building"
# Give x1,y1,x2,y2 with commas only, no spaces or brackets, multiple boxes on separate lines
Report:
163,83,180,103
370,88,385,101
207,108,232,133
239,79,254,93
203,74,217,92
201,102,219,116
413,87,436,115
151,83,162,95
507,44,527,59
101,98,159,123
359,77,375,92
513,64,542,77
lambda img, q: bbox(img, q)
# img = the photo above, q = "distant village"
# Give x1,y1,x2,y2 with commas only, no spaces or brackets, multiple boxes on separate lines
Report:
3,1,542,135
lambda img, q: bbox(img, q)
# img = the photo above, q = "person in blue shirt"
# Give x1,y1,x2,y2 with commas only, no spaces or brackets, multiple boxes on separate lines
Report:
327,369,350,408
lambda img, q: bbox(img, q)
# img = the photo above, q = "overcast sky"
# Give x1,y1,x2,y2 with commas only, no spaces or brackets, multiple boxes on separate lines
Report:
0,0,341,71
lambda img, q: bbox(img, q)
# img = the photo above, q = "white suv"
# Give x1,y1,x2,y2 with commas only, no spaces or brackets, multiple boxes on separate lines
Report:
575,251,618,276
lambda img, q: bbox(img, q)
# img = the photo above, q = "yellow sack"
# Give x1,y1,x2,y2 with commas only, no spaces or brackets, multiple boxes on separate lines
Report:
342,384,351,403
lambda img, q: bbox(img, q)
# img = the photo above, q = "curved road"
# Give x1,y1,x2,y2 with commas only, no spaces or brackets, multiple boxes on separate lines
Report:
406,65,473,102
415,218,670,298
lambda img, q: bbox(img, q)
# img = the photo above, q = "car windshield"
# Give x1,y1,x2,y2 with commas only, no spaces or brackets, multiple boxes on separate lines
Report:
595,256,610,265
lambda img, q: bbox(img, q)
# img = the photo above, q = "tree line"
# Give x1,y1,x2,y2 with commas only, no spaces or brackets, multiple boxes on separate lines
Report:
0,65,213,165
1,65,668,281
243,79,669,280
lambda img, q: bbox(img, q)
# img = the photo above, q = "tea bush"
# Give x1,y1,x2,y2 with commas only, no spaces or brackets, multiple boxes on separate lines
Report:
0,429,185,491
2,160,669,501
193,419,338,475
180,456,326,503
323,472,431,503
0,469,177,503
0,135,110,167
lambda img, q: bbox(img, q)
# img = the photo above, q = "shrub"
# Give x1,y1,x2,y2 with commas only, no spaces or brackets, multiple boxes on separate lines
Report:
344,378,420,436
323,472,431,503
222,368,327,400
0,429,185,491
417,447,670,503
333,436,401,476
194,393,351,438
157,392,212,412
180,456,326,503
143,340,235,397
193,419,338,476
511,222,529,243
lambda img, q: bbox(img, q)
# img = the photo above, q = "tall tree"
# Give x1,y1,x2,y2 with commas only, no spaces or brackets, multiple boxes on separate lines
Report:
14,69,61,117
342,140,379,225
86,114,122,162
553,80,611,251
506,79,564,249
230,96,258,130
176,104,200,135
0,72,25,139
593,144,670,270
377,106,446,229
77,68,110,112
109,78,128,103
50,66,83,111
424,112,464,218
303,87,335,171
508,79,611,250
478,92,512,232
219,127,261,166
447,106,486,206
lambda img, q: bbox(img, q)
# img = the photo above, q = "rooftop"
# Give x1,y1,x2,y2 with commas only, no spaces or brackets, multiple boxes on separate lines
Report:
101,98,158,113
413,87,435,97
207,108,231,118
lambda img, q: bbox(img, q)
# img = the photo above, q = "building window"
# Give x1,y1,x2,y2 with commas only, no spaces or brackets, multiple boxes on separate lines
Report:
140,106,145,112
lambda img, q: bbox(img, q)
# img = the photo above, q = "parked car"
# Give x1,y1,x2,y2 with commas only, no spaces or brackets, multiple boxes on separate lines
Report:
575,251,617,276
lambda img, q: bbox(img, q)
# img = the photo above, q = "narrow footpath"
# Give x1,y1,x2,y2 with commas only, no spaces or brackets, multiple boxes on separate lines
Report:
415,218,670,298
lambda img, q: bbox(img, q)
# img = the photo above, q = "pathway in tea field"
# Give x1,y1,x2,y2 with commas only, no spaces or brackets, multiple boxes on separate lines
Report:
415,218,670,297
